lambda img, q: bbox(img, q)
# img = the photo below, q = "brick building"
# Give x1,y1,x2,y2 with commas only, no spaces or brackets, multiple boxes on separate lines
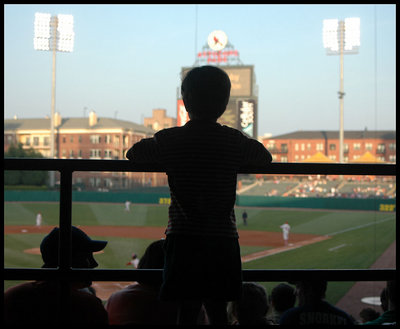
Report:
262,130,396,163
4,111,168,189
143,108,176,132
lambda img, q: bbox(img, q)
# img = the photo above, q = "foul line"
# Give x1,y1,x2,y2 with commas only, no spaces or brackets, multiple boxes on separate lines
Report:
242,215,394,263
328,216,395,236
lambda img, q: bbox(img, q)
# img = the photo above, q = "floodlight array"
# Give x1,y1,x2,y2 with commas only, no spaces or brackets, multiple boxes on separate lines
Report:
322,17,360,54
322,19,339,52
34,12,52,51
33,12,74,52
344,17,360,51
57,14,74,52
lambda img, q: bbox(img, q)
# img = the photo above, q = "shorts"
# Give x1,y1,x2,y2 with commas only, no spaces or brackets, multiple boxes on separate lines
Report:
159,234,242,302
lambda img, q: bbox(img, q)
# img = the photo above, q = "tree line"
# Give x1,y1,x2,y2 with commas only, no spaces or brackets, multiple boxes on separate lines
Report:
4,143,48,186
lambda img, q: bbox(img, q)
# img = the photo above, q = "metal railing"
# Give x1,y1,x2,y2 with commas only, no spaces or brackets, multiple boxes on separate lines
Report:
3,158,397,323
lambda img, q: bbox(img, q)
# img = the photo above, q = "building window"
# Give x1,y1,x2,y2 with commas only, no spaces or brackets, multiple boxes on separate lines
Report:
301,143,305,151
105,135,112,144
281,144,288,153
90,149,101,158
307,143,311,151
90,135,101,144
78,150,82,158
316,143,323,151
69,150,74,158
388,143,396,151
389,155,396,162
294,143,299,151
377,144,385,153
344,143,349,152
62,137,66,143
114,135,120,146
62,149,67,158
353,143,361,150
281,156,288,162
25,137,30,146
104,149,112,158
329,155,336,161
365,143,373,151
33,137,39,146
79,135,82,143
70,136,74,143
329,144,336,151
44,137,49,146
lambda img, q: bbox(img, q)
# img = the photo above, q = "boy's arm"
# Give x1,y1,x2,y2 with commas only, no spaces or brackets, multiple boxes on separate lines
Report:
126,137,160,163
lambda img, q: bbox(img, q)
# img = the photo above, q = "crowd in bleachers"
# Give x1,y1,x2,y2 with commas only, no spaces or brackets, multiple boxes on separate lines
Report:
239,175,396,199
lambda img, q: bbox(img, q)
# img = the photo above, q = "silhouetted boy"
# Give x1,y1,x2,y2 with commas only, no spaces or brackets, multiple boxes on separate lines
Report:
126,65,272,324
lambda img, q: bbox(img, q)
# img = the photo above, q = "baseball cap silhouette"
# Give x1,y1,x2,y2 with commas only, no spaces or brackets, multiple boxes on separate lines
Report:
40,226,107,266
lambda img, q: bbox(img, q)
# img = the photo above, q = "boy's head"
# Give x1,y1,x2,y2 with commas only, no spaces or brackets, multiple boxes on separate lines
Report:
181,65,231,121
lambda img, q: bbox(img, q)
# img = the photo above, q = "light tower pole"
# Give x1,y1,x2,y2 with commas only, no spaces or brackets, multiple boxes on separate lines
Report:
323,18,360,163
34,13,74,186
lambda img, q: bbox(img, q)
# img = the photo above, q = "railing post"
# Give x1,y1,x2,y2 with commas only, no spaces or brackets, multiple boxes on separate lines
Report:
58,168,73,324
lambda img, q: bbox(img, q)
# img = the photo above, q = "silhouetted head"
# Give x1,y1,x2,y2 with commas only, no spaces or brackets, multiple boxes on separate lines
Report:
232,282,269,325
292,280,327,305
40,226,107,269
181,65,231,121
271,283,296,313
137,239,165,287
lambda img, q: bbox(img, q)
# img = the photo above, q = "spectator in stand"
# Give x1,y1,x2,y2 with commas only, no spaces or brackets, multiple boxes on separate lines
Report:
268,282,296,324
4,226,108,325
228,282,274,325
279,280,355,325
363,280,396,325
359,307,380,323
126,65,272,325
380,287,388,313
106,239,208,325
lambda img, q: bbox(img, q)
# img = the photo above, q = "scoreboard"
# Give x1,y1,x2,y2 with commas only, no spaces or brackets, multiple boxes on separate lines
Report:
178,65,258,138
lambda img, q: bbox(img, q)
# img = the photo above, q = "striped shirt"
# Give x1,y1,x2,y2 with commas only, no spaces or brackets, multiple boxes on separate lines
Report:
126,119,272,238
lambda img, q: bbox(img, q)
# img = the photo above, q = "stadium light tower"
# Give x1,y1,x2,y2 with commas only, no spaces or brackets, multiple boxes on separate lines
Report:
323,17,360,163
34,13,74,186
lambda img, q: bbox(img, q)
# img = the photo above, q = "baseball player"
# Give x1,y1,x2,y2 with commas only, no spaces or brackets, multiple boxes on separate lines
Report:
126,253,140,268
242,210,248,226
36,212,42,227
280,221,291,246
124,200,131,212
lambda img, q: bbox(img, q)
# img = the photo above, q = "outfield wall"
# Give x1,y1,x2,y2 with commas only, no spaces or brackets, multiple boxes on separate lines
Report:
236,195,396,212
4,191,396,212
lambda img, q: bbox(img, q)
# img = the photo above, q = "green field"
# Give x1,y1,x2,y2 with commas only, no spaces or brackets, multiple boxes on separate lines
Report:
4,201,396,305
